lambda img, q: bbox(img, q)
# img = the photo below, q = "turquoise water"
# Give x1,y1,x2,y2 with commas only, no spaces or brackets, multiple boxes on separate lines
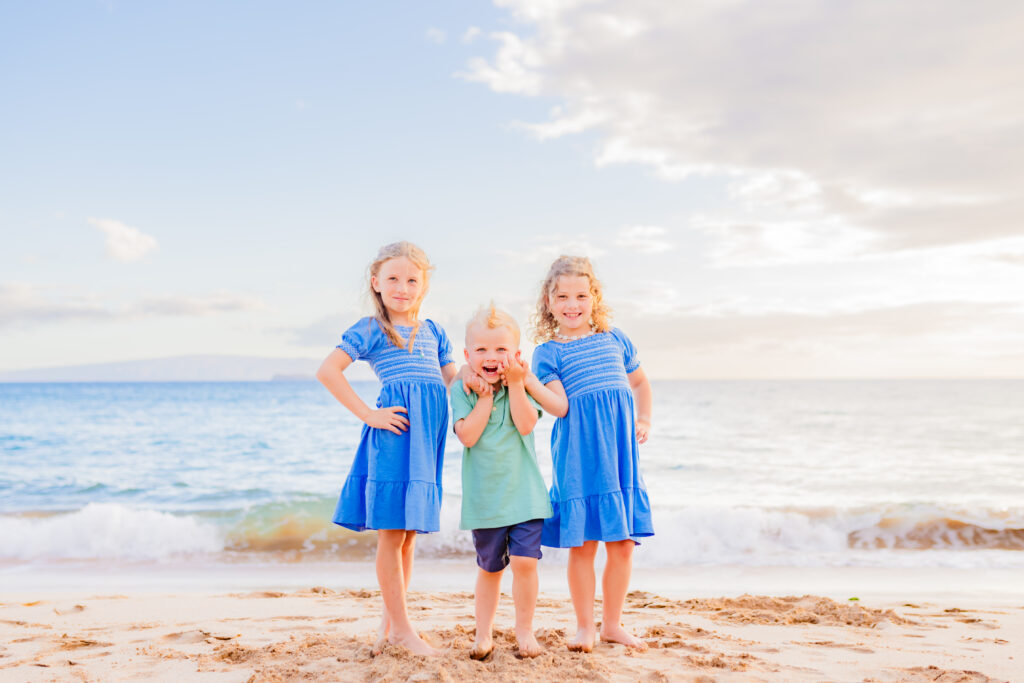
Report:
1,380,1022,568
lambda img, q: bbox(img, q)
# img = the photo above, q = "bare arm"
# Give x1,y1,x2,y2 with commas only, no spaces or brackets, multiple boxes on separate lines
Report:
453,383,493,448
316,348,409,435
627,366,652,444
525,373,568,418
440,361,458,387
503,355,539,435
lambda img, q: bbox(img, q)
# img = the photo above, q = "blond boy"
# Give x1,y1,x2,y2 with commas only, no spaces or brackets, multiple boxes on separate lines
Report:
451,304,553,659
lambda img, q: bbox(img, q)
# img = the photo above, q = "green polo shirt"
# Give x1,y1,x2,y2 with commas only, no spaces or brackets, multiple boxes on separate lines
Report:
451,382,553,530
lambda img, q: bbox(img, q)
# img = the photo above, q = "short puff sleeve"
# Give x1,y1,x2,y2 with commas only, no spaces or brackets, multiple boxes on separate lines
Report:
531,342,561,384
449,380,475,428
337,318,380,361
429,320,454,367
611,328,641,373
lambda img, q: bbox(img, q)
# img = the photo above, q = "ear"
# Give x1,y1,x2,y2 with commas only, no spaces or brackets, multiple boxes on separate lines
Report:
463,348,470,361
370,275,381,293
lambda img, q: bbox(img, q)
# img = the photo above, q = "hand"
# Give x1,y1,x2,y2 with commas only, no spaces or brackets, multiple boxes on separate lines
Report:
466,373,493,397
455,364,474,394
500,351,528,385
635,419,650,444
364,406,409,435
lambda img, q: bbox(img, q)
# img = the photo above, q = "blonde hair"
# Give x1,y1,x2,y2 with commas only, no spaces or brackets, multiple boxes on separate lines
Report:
531,255,611,343
367,241,434,351
466,302,520,345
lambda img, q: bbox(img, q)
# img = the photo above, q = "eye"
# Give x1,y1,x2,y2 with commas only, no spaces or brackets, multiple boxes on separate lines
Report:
497,347,507,353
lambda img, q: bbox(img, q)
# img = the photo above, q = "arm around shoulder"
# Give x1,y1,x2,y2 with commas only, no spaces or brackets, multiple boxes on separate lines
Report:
525,373,568,418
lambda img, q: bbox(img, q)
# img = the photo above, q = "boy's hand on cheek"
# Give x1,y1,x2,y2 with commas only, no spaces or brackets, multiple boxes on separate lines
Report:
502,352,528,384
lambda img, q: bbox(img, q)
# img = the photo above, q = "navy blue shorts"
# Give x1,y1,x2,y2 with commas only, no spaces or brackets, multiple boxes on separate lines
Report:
471,518,544,573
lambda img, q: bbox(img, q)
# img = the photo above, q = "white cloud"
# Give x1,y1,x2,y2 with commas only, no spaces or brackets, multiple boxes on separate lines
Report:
425,27,447,44
459,31,543,95
461,26,482,43
502,234,606,264
88,217,158,262
695,216,878,267
0,283,111,328
0,283,267,329
132,292,267,316
613,225,674,254
467,2,1024,255
619,301,1024,353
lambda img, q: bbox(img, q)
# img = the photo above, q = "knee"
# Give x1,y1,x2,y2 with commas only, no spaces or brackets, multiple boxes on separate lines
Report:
509,556,537,574
377,529,405,550
570,541,599,561
605,540,635,563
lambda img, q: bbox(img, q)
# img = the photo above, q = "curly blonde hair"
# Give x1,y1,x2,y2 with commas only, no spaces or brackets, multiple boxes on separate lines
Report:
531,255,612,343
367,241,434,351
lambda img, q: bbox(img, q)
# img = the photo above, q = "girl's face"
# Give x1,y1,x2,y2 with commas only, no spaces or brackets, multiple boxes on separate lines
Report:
372,256,424,322
547,274,593,336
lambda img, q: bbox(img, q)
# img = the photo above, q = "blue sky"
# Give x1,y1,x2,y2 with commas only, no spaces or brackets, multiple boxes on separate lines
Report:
3,1,1023,378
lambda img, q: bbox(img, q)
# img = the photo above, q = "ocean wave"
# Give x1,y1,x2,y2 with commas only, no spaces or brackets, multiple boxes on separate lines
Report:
0,503,223,560
2,501,1022,566
635,504,1024,568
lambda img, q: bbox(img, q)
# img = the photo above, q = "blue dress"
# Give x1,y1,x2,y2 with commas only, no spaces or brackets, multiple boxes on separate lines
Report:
532,328,654,547
332,317,453,533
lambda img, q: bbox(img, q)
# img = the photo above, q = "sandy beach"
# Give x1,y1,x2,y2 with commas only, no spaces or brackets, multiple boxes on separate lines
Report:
1,578,1018,682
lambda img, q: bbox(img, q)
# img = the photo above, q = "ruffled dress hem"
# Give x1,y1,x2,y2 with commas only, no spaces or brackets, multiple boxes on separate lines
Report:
332,476,442,533
541,486,654,548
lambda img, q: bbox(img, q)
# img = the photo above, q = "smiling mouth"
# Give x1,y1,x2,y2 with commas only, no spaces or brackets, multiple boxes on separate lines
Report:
481,364,499,375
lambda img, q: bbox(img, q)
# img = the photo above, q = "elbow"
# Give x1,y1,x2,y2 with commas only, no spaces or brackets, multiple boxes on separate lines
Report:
454,426,477,448
517,418,537,436
315,365,330,386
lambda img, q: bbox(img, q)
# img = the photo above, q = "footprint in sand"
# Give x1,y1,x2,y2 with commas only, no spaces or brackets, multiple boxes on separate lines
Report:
53,604,85,615
58,636,112,650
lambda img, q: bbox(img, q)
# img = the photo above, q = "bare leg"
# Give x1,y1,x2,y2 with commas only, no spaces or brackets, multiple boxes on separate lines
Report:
599,540,647,651
471,567,503,659
377,531,417,648
566,541,599,652
510,556,543,657
376,529,438,656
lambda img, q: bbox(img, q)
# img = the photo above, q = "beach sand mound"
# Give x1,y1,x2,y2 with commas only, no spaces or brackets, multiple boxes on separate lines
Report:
629,591,913,626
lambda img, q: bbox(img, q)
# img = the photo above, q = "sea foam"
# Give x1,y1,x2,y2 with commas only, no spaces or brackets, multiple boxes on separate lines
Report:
0,503,223,560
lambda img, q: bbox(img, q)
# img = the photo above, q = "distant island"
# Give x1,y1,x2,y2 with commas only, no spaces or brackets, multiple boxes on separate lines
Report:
0,355,376,382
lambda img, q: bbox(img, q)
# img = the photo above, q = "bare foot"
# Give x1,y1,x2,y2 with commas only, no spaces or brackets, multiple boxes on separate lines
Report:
600,623,648,651
371,615,390,655
567,626,596,653
389,629,440,657
470,634,493,661
515,629,544,658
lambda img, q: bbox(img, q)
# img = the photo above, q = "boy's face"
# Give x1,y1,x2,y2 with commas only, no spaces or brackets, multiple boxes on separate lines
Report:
464,324,519,385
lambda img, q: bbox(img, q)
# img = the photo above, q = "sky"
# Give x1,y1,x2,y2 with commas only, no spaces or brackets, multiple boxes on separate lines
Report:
2,0,1023,379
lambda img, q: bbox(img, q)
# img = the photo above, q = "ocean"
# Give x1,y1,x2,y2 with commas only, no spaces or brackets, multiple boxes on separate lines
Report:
1,380,1022,571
